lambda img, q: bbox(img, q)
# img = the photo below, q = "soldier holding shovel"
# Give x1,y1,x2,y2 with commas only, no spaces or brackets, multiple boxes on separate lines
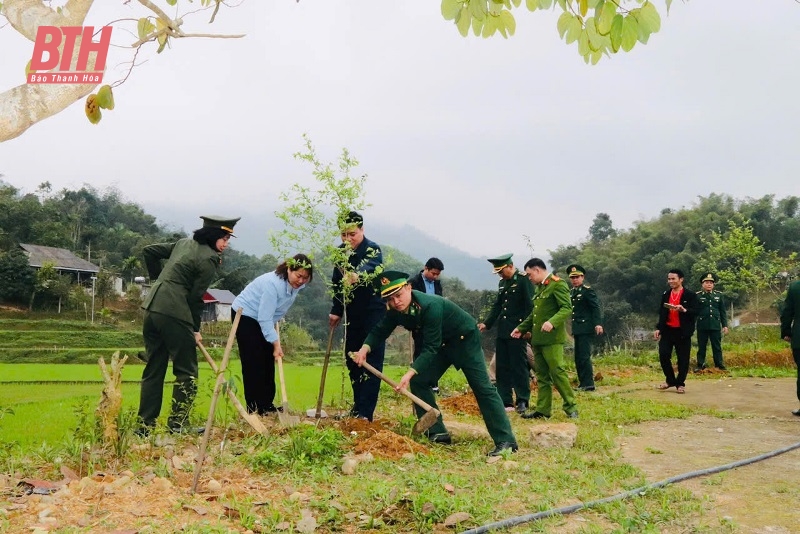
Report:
350,271,518,457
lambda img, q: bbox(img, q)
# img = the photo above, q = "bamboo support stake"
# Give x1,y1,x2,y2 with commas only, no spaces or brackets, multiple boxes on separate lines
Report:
196,341,268,436
191,307,242,495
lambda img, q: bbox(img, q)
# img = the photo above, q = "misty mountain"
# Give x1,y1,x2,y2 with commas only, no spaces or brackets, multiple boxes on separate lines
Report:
148,205,499,290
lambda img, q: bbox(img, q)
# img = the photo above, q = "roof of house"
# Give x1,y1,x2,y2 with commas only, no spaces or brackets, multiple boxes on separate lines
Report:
206,288,237,305
19,243,100,273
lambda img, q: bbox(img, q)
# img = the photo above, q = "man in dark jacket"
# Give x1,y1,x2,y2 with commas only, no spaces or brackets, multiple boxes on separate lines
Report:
329,211,386,421
654,268,700,394
780,279,800,416
408,258,444,392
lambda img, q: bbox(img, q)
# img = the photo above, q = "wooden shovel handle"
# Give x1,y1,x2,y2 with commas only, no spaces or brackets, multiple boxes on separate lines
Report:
359,359,437,413
315,325,335,418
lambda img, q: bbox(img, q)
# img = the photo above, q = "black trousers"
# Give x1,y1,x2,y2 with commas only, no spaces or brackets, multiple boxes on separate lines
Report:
659,327,692,387
233,312,277,415
793,348,800,403
343,310,385,421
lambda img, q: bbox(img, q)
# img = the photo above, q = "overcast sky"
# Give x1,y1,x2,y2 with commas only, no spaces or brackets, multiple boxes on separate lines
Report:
1,1,799,263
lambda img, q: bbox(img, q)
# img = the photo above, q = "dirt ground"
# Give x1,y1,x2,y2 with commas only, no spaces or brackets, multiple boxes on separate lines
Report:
3,378,800,533
609,376,800,533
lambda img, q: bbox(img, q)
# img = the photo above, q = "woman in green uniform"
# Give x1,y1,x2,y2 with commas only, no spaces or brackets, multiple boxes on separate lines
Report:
136,215,239,435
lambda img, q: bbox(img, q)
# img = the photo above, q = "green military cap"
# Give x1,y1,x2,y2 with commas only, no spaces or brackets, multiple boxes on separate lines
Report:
701,272,717,283
487,253,513,274
200,215,241,237
566,264,586,278
375,270,409,298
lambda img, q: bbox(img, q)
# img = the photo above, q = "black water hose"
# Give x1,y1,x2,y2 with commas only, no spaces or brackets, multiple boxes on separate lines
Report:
460,440,800,534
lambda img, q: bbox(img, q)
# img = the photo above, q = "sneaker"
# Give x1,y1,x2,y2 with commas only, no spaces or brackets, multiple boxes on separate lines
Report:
488,442,518,456
520,411,549,420
515,401,528,414
428,432,452,445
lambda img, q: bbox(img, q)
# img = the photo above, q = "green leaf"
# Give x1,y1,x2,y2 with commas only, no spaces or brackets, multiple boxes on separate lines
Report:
596,0,616,35
639,1,661,32
137,18,155,41
511,0,522,7
665,0,673,14
578,29,589,56
621,14,638,52
609,13,623,52
471,15,485,35
471,0,487,21
565,15,582,44
590,48,603,65
579,0,588,17
557,11,572,38
166,0,177,5
95,85,115,110
441,0,462,21
500,10,516,36
481,13,498,37
584,17,604,51
526,0,538,11
586,0,602,9
456,6,471,36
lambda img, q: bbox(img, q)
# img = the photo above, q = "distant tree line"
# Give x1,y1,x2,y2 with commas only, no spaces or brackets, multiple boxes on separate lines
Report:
551,194,800,347
2,182,797,348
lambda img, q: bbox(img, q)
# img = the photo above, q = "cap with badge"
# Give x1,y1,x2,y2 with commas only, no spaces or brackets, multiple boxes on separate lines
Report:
376,270,409,299
701,273,717,283
487,253,513,274
200,215,241,237
566,264,586,278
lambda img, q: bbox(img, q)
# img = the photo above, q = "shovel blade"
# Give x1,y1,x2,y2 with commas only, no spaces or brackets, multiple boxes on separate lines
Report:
412,409,440,434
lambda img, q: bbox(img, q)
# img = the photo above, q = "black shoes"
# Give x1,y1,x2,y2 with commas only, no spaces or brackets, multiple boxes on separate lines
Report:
488,442,518,456
515,401,528,414
792,409,800,417
431,386,440,394
576,386,596,392
428,432,452,445
521,411,549,419
717,365,727,371
263,405,283,414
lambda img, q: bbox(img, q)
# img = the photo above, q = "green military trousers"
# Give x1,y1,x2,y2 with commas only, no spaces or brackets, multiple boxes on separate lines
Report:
409,330,516,446
138,311,199,430
532,343,577,416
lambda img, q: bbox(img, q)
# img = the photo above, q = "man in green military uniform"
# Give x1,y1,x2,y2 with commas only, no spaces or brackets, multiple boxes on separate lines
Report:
566,264,604,391
137,215,239,435
351,271,518,457
694,273,729,371
478,254,534,413
512,258,577,419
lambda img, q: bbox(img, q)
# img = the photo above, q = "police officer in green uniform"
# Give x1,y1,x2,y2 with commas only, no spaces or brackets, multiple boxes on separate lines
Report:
512,258,577,419
478,254,534,413
351,271,518,457
694,273,729,371
566,264,604,391
137,215,239,435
